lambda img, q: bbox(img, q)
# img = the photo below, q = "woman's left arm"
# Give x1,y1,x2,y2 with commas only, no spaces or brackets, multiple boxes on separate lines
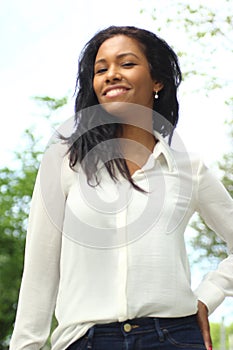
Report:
194,160,233,312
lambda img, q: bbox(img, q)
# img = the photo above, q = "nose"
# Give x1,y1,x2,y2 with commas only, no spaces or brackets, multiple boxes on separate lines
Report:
105,66,122,82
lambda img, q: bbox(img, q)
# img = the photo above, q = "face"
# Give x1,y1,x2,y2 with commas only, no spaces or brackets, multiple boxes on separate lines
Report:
93,35,162,114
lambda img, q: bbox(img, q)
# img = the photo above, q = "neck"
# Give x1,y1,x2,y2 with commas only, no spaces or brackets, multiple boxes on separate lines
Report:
120,124,155,151
118,122,156,175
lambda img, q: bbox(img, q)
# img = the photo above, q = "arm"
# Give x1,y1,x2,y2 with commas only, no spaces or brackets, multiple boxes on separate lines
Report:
194,160,233,350
9,143,67,350
196,300,212,350
194,160,233,312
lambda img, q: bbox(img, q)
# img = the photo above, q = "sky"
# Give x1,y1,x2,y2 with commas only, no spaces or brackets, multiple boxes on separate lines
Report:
0,0,233,325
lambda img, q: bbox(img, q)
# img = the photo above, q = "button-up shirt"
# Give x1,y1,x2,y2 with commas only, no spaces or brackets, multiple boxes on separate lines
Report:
10,131,233,350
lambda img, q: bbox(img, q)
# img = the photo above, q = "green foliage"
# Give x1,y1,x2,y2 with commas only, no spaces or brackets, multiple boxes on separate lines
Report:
0,130,41,349
140,0,233,93
210,322,233,350
0,97,66,349
33,96,68,111
191,217,228,263
190,113,233,263
140,0,233,267
211,323,221,349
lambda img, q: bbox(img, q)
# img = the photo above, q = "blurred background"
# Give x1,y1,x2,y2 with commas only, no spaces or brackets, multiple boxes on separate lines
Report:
0,0,232,349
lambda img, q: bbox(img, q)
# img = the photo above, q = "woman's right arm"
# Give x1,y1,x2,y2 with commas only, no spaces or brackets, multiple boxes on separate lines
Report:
9,143,68,350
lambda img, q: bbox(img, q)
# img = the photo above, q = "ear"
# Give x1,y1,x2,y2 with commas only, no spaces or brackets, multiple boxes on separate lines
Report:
153,81,164,93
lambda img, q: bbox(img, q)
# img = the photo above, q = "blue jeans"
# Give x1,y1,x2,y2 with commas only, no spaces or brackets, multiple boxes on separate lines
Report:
66,315,206,349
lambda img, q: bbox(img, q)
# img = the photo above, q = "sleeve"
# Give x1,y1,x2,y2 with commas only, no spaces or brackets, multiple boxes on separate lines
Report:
194,159,233,314
9,143,68,350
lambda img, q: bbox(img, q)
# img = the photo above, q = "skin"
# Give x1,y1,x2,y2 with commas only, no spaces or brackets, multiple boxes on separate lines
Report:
93,34,212,349
93,34,163,174
197,301,212,349
93,35,161,109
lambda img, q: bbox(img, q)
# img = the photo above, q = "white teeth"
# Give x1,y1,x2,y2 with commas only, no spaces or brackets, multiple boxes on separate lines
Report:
106,88,126,97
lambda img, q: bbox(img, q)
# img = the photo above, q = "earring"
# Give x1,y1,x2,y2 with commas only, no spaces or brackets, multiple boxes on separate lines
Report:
154,91,159,99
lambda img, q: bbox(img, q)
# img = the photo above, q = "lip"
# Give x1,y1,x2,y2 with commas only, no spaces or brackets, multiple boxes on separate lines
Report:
102,85,130,97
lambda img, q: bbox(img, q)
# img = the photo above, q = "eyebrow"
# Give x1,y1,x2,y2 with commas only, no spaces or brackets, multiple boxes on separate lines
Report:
95,52,140,65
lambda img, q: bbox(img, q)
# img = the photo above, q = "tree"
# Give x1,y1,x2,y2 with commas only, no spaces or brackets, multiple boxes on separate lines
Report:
190,109,233,263
140,0,233,94
142,0,233,327
210,321,233,350
141,0,233,262
0,130,41,349
0,96,67,349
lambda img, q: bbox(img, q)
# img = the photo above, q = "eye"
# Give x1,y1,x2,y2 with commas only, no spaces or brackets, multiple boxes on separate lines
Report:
95,67,107,74
122,62,137,68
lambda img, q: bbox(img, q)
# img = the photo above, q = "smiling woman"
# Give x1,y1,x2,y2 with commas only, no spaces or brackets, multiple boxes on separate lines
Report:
9,25,233,350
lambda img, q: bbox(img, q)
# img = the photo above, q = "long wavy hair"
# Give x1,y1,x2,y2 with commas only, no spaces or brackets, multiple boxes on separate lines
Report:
65,26,182,190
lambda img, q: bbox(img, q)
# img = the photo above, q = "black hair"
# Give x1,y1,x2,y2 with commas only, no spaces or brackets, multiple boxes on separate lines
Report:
64,26,182,190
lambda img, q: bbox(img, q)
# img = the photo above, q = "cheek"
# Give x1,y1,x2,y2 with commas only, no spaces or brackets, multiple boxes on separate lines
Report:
92,80,96,94
92,78,99,97
133,71,154,92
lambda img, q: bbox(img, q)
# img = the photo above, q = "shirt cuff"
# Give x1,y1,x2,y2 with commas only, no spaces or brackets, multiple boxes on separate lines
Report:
194,281,225,314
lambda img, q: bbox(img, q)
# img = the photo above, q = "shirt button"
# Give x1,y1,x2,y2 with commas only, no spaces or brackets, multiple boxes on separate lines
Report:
124,323,132,332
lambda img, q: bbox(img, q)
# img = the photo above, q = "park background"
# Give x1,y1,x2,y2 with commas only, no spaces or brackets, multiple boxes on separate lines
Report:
0,0,233,348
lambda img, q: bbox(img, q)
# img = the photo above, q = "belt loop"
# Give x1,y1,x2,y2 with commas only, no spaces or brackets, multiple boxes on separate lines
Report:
87,326,94,349
154,318,165,342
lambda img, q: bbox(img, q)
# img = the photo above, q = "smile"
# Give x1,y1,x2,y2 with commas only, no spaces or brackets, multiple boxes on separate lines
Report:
105,88,128,97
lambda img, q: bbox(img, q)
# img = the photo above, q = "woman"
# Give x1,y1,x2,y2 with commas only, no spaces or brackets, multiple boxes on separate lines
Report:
10,26,233,350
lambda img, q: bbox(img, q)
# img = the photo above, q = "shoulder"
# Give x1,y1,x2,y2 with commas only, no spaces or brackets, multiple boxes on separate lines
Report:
170,148,204,175
154,130,204,175
39,140,78,196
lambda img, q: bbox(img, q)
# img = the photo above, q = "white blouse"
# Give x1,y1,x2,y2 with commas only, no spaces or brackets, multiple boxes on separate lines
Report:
10,131,233,350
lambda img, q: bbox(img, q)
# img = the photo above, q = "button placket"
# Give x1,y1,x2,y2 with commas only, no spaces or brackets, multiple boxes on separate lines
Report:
116,185,129,321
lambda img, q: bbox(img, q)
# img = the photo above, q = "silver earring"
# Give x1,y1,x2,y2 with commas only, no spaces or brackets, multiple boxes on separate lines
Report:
154,91,159,99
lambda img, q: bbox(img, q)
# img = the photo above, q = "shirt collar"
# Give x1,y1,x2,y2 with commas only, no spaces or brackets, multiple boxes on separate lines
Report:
152,131,176,172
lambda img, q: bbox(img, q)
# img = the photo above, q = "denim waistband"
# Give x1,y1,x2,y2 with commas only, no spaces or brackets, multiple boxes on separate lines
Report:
94,314,197,331
66,315,199,349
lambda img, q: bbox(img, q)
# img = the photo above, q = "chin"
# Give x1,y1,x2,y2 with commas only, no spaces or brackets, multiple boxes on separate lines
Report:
101,101,131,117
100,102,153,125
